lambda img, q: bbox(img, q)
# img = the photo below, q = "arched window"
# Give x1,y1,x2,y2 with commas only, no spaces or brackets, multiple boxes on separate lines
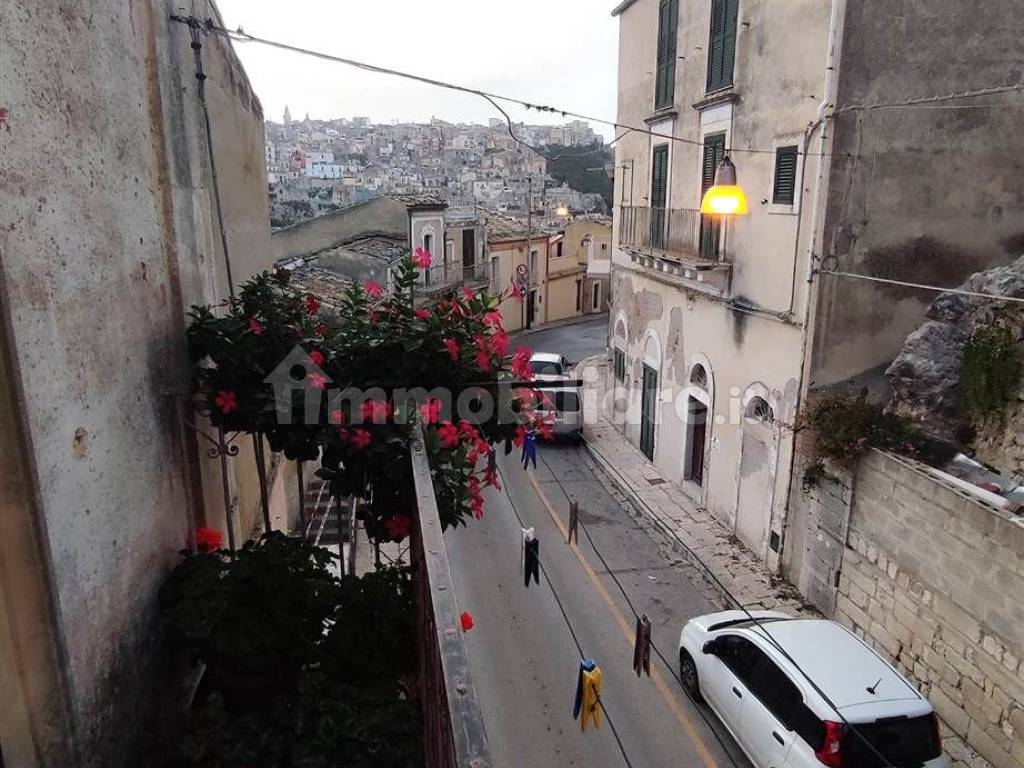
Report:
690,364,708,390
745,396,774,424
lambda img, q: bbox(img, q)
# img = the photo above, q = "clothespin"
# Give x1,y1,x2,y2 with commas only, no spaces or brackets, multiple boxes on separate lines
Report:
573,658,603,732
632,615,652,677
521,527,534,575
567,498,580,545
521,429,538,469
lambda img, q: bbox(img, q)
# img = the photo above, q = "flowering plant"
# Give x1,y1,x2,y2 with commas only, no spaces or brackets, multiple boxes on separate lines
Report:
186,253,550,535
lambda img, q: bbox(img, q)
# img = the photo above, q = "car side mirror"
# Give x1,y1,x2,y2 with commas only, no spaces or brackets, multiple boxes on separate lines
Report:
702,639,719,656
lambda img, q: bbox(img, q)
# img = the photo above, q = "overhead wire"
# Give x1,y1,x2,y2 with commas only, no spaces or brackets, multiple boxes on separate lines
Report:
572,443,901,767
492,460,637,768
817,270,1024,305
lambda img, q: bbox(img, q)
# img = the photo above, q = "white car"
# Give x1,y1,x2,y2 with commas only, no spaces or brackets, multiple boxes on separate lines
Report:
678,611,947,768
529,352,572,381
535,386,582,440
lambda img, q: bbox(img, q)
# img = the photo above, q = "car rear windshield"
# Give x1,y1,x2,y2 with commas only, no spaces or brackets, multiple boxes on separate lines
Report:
844,713,941,766
531,360,563,375
538,391,579,412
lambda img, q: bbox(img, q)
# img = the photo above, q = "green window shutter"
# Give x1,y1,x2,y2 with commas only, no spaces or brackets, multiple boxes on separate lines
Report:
655,0,679,110
772,146,799,204
650,145,669,208
707,0,738,92
700,134,726,259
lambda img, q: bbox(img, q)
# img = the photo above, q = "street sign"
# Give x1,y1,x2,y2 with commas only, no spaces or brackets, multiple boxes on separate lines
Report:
516,264,528,277
518,286,528,297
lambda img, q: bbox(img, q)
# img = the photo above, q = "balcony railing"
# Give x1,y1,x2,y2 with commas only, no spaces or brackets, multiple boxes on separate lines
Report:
409,424,492,768
619,205,719,262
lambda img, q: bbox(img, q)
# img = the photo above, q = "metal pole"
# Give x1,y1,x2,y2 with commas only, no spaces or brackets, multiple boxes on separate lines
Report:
217,426,237,554
525,175,533,330
252,433,272,533
296,460,306,535
336,499,345,574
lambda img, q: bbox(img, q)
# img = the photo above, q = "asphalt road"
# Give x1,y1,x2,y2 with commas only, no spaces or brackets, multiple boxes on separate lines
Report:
446,443,752,768
520,314,610,367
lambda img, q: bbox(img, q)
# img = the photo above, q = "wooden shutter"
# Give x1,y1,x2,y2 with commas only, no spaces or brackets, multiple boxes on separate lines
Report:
707,0,738,92
650,145,669,208
700,134,726,259
772,146,798,204
655,0,679,109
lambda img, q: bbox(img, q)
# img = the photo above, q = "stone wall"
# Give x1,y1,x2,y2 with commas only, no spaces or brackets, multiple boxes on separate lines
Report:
833,450,1024,768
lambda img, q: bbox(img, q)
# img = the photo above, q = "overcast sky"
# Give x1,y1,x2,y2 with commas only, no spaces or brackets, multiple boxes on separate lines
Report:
213,0,620,139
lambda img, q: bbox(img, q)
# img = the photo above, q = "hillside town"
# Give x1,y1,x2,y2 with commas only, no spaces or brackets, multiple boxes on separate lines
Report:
265,111,611,228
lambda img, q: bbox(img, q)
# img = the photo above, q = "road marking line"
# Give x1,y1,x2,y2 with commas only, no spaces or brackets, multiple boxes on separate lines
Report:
527,472,722,768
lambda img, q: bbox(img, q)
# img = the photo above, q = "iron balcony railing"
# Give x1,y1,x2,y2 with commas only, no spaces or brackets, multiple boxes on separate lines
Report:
409,424,492,768
618,205,720,262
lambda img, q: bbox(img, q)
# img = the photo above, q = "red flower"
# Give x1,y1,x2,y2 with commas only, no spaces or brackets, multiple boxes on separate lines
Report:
419,398,443,425
484,467,501,490
364,280,384,298
513,425,527,447
458,420,480,441
443,337,460,362
462,286,476,302
511,347,534,381
491,329,510,357
314,322,328,337
350,428,372,449
360,399,392,423
214,390,238,414
308,349,326,366
460,611,475,632
475,348,492,372
384,515,413,543
308,372,328,390
195,526,223,552
305,294,321,314
329,409,346,425
483,310,503,328
247,317,264,335
415,308,431,321
413,247,433,268
437,421,461,449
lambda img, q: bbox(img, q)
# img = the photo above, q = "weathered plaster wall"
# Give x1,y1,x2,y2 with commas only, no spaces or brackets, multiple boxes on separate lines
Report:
271,196,408,263
831,451,1024,768
812,0,1024,386
0,1,272,764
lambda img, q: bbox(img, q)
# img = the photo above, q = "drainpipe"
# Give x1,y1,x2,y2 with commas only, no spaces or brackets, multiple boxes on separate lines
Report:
777,0,847,569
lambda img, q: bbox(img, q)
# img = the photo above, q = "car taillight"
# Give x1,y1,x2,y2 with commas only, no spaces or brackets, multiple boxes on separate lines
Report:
815,721,843,768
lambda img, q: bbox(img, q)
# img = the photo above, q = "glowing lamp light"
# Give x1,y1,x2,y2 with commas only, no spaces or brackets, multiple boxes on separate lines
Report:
700,156,749,216
556,206,570,217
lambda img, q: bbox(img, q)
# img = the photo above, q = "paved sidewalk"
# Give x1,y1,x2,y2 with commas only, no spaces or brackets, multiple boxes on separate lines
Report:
576,355,812,616
576,355,981,767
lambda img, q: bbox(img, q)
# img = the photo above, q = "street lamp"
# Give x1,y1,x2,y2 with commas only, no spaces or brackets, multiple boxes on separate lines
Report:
556,206,570,217
700,156,749,216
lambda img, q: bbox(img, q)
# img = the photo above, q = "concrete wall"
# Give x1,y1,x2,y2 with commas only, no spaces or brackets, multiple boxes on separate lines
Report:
811,0,1024,386
487,237,550,333
0,1,273,764
791,450,1024,767
271,196,409,262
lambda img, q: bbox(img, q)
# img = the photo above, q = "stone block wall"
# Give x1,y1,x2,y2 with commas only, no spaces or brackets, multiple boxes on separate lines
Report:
834,450,1024,768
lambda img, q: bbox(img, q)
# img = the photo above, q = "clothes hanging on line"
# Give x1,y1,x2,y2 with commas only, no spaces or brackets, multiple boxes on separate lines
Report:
572,658,603,732
633,615,652,677
521,429,538,469
522,527,540,587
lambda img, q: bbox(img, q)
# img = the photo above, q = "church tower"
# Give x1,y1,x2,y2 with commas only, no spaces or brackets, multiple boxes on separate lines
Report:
283,105,292,126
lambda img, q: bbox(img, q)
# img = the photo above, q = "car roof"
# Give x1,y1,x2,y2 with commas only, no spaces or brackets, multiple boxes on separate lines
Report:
529,352,562,363
739,619,923,714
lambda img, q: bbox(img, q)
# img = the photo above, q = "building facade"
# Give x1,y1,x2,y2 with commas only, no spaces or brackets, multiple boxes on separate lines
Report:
546,217,613,323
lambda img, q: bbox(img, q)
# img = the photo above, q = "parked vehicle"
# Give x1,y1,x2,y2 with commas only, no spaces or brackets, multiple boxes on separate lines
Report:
678,611,947,768
529,352,572,381
535,386,582,440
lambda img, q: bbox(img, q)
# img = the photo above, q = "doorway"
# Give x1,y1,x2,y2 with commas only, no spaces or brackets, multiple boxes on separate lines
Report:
640,364,657,460
735,397,776,558
685,397,707,486
527,289,537,328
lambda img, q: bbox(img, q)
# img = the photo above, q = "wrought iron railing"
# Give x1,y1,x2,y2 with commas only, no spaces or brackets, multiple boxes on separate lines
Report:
619,205,715,262
409,424,492,768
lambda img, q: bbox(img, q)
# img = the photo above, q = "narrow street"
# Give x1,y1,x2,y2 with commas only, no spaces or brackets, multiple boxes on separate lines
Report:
446,315,749,768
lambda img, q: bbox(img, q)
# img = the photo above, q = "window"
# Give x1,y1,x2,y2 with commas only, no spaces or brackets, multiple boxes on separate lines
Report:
575,279,583,312
650,144,670,249
614,348,626,382
745,396,774,424
772,145,799,205
591,282,601,311
690,364,708,389
556,241,564,258
699,134,726,259
655,0,679,110
530,249,539,277
490,255,500,288
706,0,739,92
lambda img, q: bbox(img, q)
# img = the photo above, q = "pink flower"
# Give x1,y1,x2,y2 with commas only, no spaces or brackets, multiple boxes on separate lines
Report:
308,349,326,366
247,317,264,335
512,347,534,381
437,421,461,449
513,424,527,447
329,409,346,425
360,399,392,423
308,372,328,390
413,248,433,269
458,420,480,441
314,322,328,337
415,308,431,321
475,348,492,372
444,337,460,362
491,329,510,357
364,280,384,298
419,398,443,425
214,390,238,414
350,428,372,449
305,294,321,314
483,310,503,328
462,286,476,302
385,515,413,542
484,467,501,490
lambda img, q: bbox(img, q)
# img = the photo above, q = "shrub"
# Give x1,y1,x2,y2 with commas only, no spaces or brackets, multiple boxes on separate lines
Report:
960,325,1021,421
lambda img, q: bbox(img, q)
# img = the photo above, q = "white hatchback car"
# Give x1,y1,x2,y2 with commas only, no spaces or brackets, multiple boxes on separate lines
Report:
529,352,572,381
678,611,947,768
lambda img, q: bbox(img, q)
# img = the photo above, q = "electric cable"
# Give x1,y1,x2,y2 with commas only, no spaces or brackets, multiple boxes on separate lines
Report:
493,460,638,768
574,443,903,767
818,269,1024,305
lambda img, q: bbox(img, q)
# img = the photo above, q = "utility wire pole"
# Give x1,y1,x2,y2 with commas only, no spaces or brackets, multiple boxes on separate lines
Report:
525,175,533,330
